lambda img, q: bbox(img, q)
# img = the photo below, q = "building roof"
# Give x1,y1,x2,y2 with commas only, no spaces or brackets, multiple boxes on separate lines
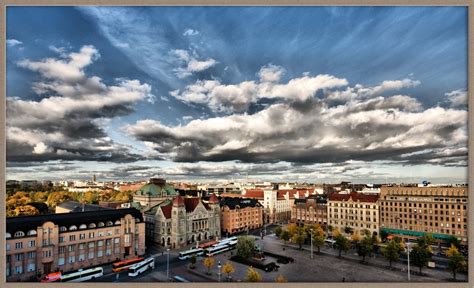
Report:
57,200,112,212
208,193,219,204
173,195,185,206
160,204,172,219
243,189,264,199
159,197,211,219
220,197,263,209
6,208,143,235
294,195,327,206
328,192,379,203
135,182,177,197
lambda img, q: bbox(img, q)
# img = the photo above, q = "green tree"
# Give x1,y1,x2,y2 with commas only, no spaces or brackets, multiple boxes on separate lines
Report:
190,254,197,269
334,234,350,258
410,244,431,275
356,235,373,263
292,227,307,249
382,238,404,268
280,230,291,245
446,245,466,280
343,226,354,235
312,225,326,254
203,257,215,275
275,226,282,238
446,236,462,249
236,236,256,259
245,267,262,282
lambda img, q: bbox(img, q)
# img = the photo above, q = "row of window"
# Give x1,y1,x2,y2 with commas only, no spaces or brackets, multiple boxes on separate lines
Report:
329,203,377,209
381,202,466,210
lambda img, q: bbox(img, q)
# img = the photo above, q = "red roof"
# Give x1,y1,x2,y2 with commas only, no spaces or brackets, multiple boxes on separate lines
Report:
244,189,264,199
172,195,185,206
160,204,172,219
184,197,200,212
220,193,243,198
208,193,219,204
328,192,379,203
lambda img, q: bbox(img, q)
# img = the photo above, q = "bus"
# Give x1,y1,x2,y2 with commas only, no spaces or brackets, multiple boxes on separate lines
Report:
178,248,205,260
173,275,190,282
219,236,237,245
205,244,232,256
40,272,62,282
198,240,218,249
112,257,144,272
128,257,155,277
60,267,104,282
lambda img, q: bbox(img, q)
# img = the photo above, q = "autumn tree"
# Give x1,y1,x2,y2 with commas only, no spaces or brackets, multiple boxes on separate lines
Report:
275,226,282,238
203,257,215,275
446,244,466,280
292,227,307,249
280,230,291,245
312,225,326,254
382,238,404,269
221,262,235,280
287,223,298,236
245,267,262,282
276,275,288,282
14,205,40,216
356,234,374,263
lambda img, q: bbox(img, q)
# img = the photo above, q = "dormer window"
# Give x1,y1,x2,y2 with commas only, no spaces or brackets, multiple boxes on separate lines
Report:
14,231,25,238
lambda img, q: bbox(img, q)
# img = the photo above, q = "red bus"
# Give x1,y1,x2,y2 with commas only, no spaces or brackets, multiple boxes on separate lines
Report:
112,257,144,272
198,241,218,249
40,271,61,282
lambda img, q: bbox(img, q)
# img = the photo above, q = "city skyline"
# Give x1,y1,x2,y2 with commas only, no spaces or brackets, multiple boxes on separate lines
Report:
6,6,468,183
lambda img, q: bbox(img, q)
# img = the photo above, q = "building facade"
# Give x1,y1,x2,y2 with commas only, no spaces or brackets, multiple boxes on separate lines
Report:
6,208,145,282
144,194,221,249
291,195,328,228
327,192,380,236
379,185,468,244
220,197,264,235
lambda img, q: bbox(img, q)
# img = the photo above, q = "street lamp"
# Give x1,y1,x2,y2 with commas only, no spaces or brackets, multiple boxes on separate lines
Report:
310,229,314,259
166,248,170,280
405,241,412,281
217,261,222,282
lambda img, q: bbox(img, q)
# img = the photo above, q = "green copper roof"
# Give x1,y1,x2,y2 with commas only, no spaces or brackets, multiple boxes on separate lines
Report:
136,183,177,197
381,228,453,240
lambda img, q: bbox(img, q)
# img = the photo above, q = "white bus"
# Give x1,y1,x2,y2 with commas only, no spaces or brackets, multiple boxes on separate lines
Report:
206,244,232,256
128,257,155,277
219,236,237,245
178,248,205,260
60,267,104,282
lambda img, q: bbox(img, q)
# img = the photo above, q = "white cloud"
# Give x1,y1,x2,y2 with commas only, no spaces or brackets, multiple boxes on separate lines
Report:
258,64,285,82
183,29,199,36
171,49,218,78
33,142,51,154
7,39,23,47
445,89,467,107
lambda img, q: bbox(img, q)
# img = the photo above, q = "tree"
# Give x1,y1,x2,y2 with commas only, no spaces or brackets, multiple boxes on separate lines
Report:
221,262,235,280
334,234,350,258
382,238,404,269
14,205,40,216
203,257,215,275
287,223,298,236
447,236,462,249
292,227,307,249
236,236,256,259
410,244,431,275
356,235,373,263
343,226,354,235
245,267,262,282
275,226,282,238
47,192,73,208
280,230,291,245
351,231,361,248
276,275,288,282
312,225,326,254
446,245,466,280
190,254,197,269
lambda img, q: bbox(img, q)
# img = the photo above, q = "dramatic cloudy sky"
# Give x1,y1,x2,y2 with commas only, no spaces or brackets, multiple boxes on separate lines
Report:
6,6,468,183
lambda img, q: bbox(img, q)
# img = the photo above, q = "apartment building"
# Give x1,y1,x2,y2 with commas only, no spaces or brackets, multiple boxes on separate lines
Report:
328,192,380,236
6,208,145,282
220,197,264,235
291,195,328,228
379,186,468,244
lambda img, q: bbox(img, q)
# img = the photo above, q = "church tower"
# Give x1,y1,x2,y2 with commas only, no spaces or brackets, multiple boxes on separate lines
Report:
171,196,186,248
208,193,221,239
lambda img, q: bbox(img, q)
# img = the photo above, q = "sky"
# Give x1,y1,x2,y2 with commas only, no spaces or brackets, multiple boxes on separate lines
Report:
6,6,468,184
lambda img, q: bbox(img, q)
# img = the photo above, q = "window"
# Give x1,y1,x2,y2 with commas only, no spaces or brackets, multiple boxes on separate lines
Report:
28,240,35,248
68,256,75,263
69,225,77,231
89,223,96,229
60,226,67,232
43,250,52,258
98,231,105,237
27,263,36,272
27,251,36,259
59,236,64,243
59,246,66,254
89,232,95,239
79,224,87,230
79,243,85,250
58,257,65,266
106,248,112,256
114,238,120,244
88,242,95,248
97,250,103,257
14,231,25,238
79,233,85,240
6,243,11,251
15,253,24,261
15,242,23,249
88,251,94,259
68,245,75,252
69,235,76,241
27,230,37,236
106,239,112,246
98,240,104,247
15,265,23,275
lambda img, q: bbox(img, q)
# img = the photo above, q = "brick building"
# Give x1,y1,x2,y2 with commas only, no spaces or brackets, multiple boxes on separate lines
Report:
291,195,328,228
379,185,468,244
6,208,145,282
220,197,264,235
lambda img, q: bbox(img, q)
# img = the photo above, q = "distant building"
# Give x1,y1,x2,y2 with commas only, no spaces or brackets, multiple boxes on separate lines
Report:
379,186,468,245
133,178,178,209
220,197,264,235
291,195,328,228
55,201,112,214
328,192,380,236
6,208,145,282
119,182,146,193
143,194,220,249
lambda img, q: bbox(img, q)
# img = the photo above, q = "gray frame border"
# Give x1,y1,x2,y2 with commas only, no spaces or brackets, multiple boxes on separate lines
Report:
0,0,472,287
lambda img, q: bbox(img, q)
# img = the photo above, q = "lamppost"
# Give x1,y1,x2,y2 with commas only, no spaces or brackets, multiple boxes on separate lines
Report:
310,229,314,259
405,242,412,281
217,261,222,282
166,248,170,280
